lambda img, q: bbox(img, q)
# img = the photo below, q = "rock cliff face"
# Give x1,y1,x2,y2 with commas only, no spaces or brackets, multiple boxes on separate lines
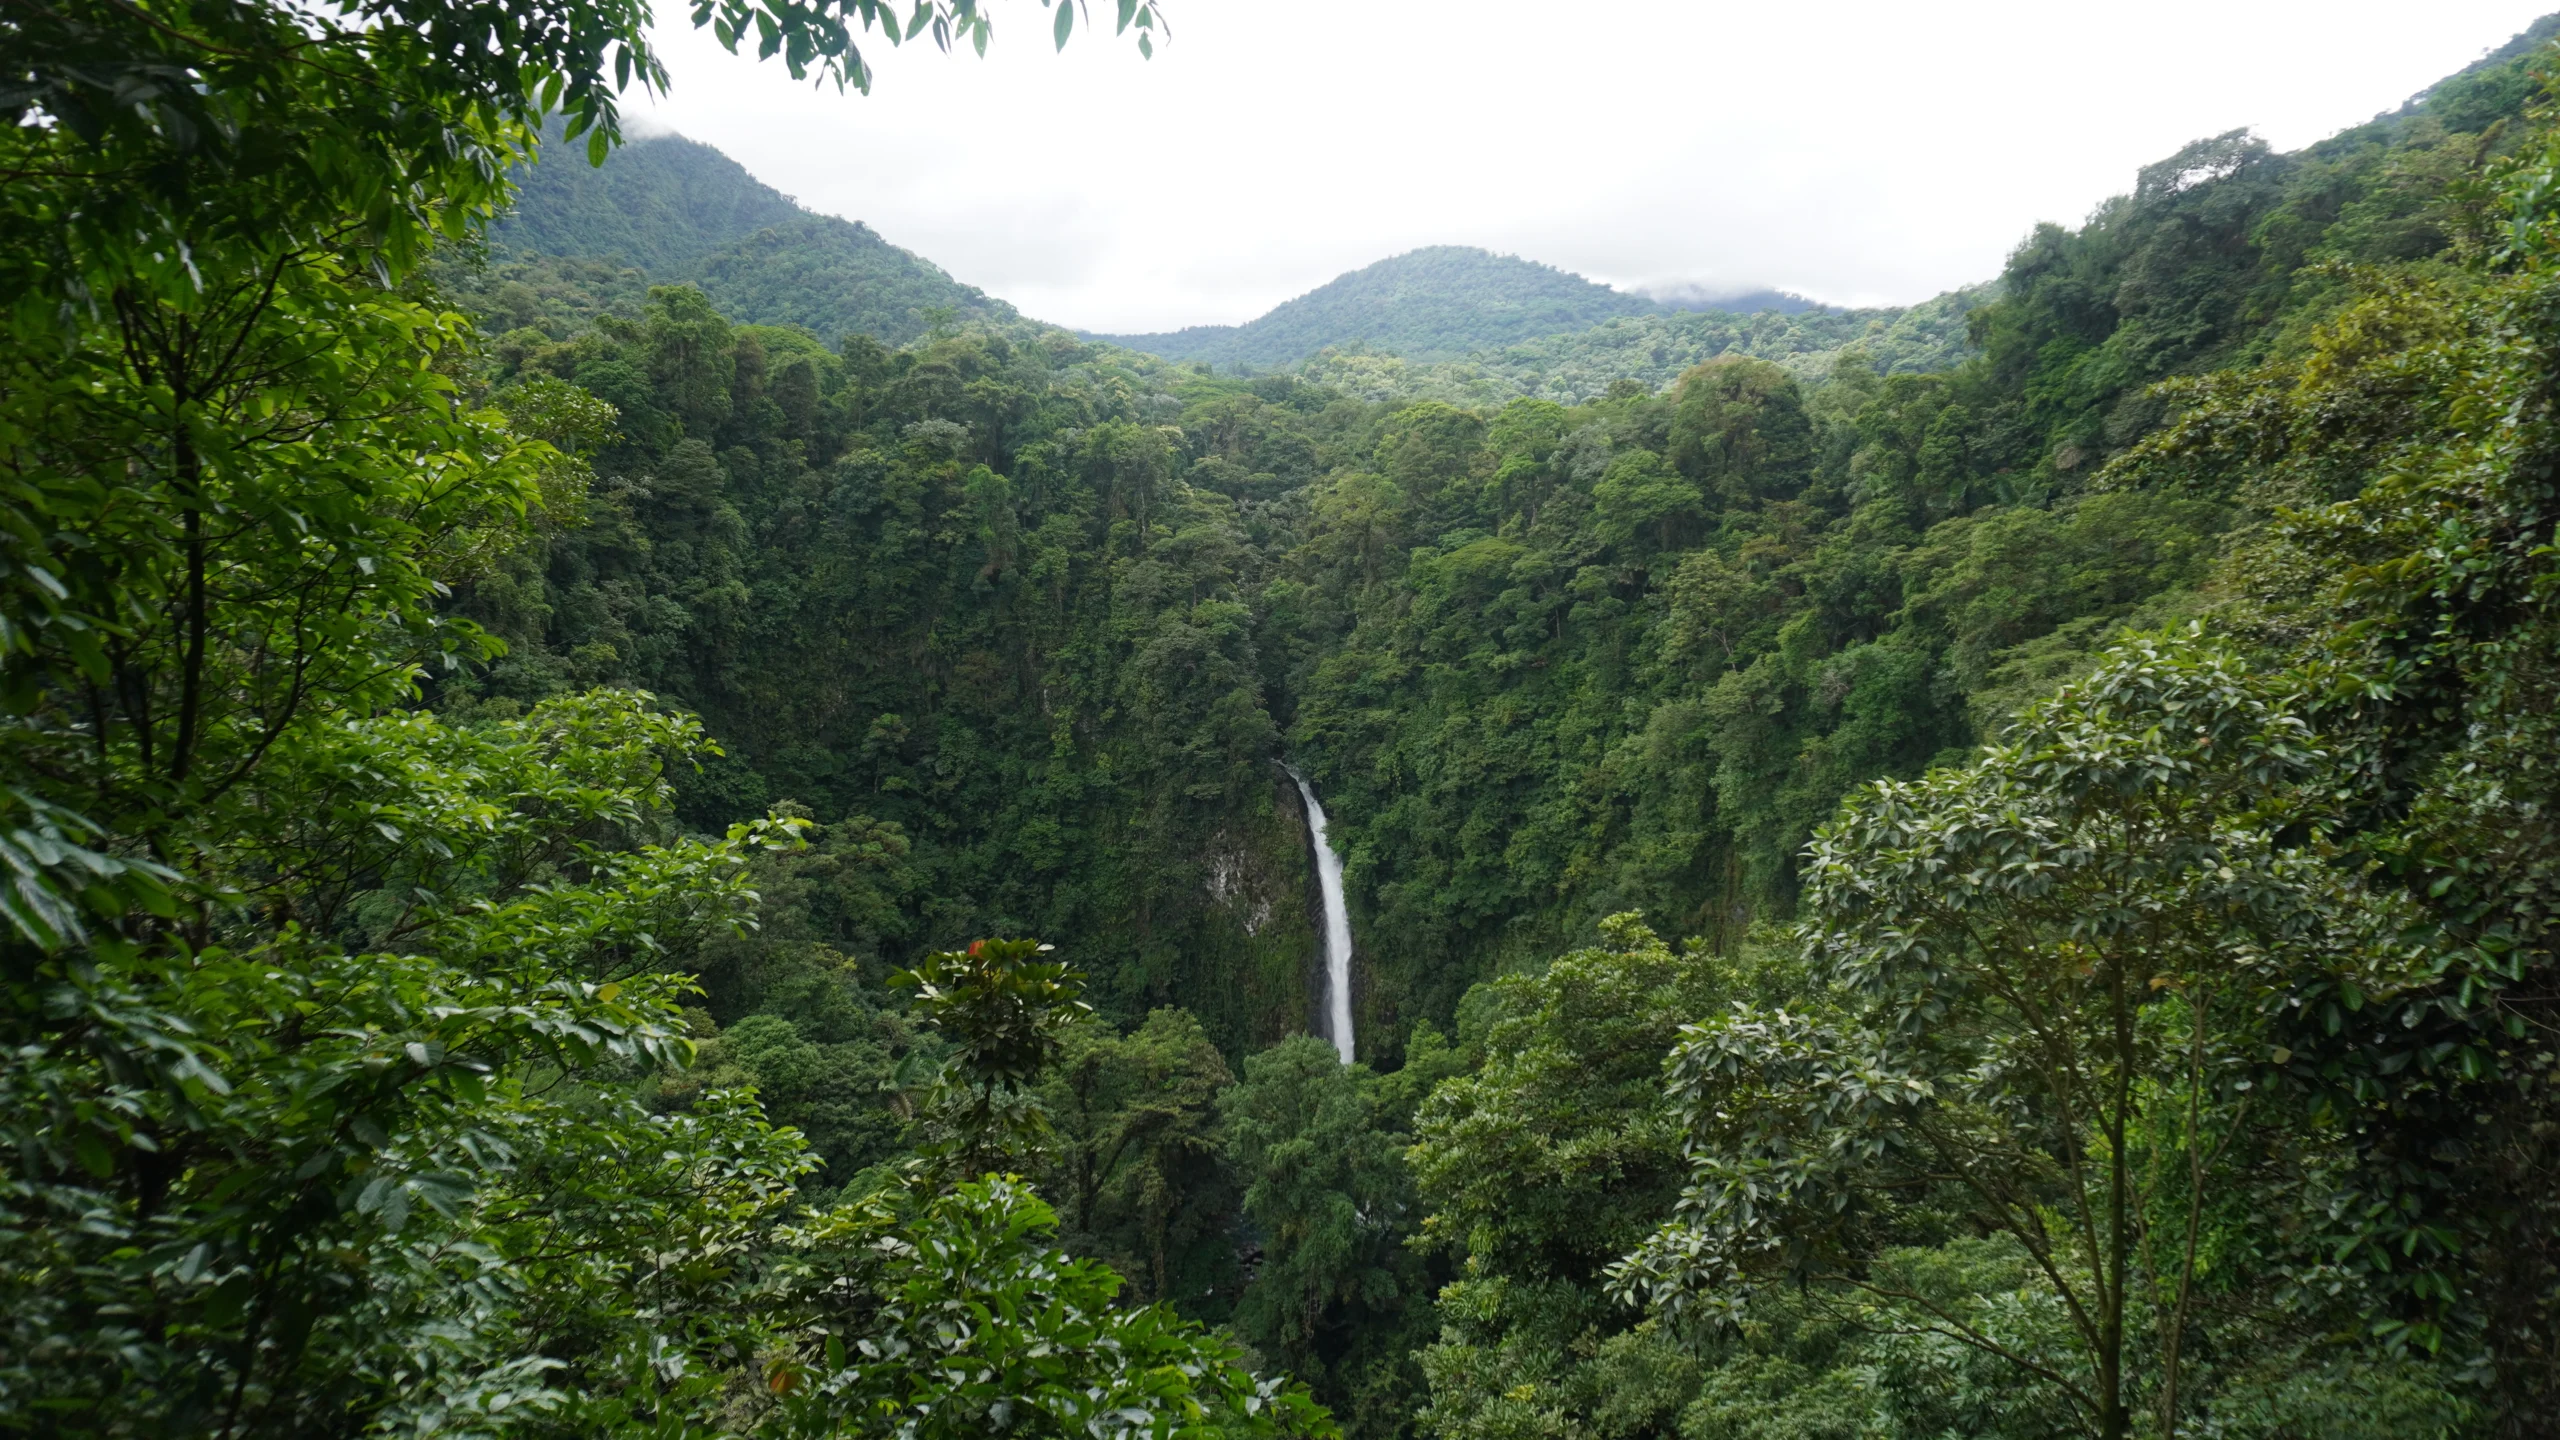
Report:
1176,768,1324,1055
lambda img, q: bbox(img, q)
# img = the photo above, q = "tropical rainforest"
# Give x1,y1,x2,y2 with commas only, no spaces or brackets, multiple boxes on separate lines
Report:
481,124,1020,347
8,2,2560,1439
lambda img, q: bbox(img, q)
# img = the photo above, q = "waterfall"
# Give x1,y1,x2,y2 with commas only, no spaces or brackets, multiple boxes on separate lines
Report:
1285,766,1355,1064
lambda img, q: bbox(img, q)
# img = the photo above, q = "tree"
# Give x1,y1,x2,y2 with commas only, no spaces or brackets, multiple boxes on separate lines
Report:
1612,634,2421,1440
892,936,1092,1179
1405,915,1721,1440
760,1178,1327,1440
0,692,809,1434
1223,1034,1458,1437
1038,1008,1241,1309
747,938,1333,1440
1665,356,1814,506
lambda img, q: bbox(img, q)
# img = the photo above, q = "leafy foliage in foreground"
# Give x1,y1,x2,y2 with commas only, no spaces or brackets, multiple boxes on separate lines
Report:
17,0,2560,1436
1615,637,2427,1439
0,0,1318,1435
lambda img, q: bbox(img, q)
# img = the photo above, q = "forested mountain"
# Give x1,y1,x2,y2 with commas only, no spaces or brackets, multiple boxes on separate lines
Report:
1091,244,1980,400
491,133,1962,397
495,129,805,272
15,3,2560,1440
481,128,1018,345
1090,245,1674,366
1300,281,1990,404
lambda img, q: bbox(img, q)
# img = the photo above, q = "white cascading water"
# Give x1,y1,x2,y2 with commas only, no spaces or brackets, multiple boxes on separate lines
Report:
1285,766,1356,1064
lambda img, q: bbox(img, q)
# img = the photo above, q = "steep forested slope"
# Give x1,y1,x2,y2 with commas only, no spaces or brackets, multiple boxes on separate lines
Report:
1941,12,2560,489
21,0,2560,1433
1277,15,2560,1040
479,129,1018,345
495,130,805,271
452,300,1360,1054
1089,246,1669,366
453,15,2560,1064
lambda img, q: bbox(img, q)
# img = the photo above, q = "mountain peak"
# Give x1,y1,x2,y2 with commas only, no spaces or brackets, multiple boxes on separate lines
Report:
490,128,1013,346
1089,246,1665,369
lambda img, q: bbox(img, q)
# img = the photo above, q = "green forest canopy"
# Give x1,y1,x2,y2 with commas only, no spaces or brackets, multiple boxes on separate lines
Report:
481,127,1019,346
9,2,2560,1439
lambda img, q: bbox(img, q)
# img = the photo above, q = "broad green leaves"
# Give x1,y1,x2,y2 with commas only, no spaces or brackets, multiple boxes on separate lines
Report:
1614,635,2418,1439
895,937,1092,1091
762,1179,1326,1440
0,691,795,1433
892,936,1094,1177
683,0,1166,92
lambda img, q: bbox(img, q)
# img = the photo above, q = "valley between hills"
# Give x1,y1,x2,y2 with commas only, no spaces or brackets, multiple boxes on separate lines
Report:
14,3,2560,1436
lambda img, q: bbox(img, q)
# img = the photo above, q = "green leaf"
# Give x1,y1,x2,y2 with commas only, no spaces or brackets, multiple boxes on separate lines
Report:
73,1130,114,1179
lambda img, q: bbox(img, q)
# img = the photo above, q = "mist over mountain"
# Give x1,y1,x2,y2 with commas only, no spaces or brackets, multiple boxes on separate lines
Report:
1639,283,1825,314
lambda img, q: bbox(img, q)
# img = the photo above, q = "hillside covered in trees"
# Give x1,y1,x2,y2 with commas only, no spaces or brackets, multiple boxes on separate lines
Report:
1295,281,1990,405
12,3,2560,1440
477,126,1018,345
1083,243,1979,380
1089,246,1671,367
486,138,1977,400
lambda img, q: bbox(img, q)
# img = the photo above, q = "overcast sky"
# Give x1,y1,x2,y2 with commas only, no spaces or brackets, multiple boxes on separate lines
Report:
622,1,2557,334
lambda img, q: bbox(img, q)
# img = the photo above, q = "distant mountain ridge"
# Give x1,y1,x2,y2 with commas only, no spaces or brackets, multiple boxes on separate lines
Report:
1298,283,1992,407
1090,246,1750,369
491,132,1903,384
491,130,1014,346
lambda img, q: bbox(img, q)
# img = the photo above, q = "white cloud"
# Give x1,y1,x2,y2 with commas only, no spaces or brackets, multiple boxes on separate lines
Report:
617,109,682,141
623,0,2556,332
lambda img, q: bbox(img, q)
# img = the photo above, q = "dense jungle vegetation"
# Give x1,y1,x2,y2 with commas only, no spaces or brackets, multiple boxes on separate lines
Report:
9,1,2560,1438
